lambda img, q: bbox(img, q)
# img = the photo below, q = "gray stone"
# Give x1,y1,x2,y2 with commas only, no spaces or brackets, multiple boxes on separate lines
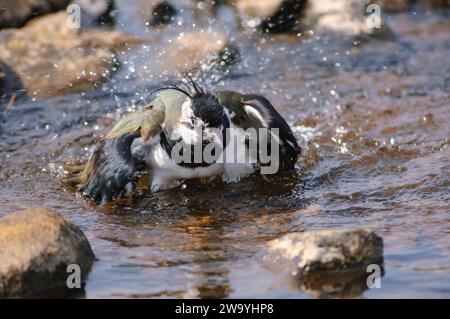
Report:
266,228,383,275
264,229,384,297
0,208,95,297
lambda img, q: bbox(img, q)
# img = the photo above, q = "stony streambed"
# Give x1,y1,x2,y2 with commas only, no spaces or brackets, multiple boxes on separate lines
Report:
0,0,449,298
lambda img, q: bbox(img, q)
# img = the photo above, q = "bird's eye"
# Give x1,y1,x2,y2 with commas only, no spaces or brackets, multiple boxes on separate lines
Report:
181,117,196,128
181,117,198,129
182,121,194,129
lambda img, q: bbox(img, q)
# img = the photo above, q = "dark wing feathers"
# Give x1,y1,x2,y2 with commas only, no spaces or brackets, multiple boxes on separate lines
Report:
64,131,146,203
217,91,301,170
242,94,301,168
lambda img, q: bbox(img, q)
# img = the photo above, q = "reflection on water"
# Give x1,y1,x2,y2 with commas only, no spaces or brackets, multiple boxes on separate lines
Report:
0,3,449,298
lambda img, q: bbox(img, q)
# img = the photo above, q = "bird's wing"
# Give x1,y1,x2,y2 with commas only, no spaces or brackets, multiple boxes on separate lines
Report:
216,91,301,170
64,97,166,204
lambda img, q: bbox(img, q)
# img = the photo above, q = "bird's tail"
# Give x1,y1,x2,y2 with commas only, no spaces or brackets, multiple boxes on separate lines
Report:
63,146,104,193
63,133,144,203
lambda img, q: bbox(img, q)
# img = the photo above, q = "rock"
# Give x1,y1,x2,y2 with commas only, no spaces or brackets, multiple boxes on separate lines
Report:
233,0,308,33
0,208,95,297
306,0,394,39
0,11,139,98
264,229,384,297
266,228,383,275
164,31,237,73
0,0,70,29
148,1,177,27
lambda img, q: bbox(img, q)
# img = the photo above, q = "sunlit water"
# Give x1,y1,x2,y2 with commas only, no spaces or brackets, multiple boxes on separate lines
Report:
0,2,449,298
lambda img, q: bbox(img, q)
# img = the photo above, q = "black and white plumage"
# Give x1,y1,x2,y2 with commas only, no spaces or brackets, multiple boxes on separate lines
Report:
65,77,301,203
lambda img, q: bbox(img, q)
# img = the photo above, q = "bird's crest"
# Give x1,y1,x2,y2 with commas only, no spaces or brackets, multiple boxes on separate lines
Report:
151,69,209,100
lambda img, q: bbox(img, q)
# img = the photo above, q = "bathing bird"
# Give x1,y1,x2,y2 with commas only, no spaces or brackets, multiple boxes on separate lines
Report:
65,76,300,203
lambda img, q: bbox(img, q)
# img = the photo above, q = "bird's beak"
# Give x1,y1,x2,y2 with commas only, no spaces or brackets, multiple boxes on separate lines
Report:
139,107,165,142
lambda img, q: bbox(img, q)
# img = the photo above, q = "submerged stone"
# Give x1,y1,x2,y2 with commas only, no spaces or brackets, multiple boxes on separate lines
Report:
264,229,384,297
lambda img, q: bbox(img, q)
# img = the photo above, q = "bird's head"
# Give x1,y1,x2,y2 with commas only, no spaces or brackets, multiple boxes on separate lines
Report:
191,92,223,129
158,75,225,128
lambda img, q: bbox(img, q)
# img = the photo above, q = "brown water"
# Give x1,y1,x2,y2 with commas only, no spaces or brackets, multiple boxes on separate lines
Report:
0,2,449,298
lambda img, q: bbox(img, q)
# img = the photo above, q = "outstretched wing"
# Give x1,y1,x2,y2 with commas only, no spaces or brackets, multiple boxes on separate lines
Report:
216,91,301,170
64,100,166,204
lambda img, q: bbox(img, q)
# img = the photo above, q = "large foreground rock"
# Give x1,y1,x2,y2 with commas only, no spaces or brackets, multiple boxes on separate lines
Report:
0,11,138,98
264,229,384,297
0,208,95,297
0,0,70,29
